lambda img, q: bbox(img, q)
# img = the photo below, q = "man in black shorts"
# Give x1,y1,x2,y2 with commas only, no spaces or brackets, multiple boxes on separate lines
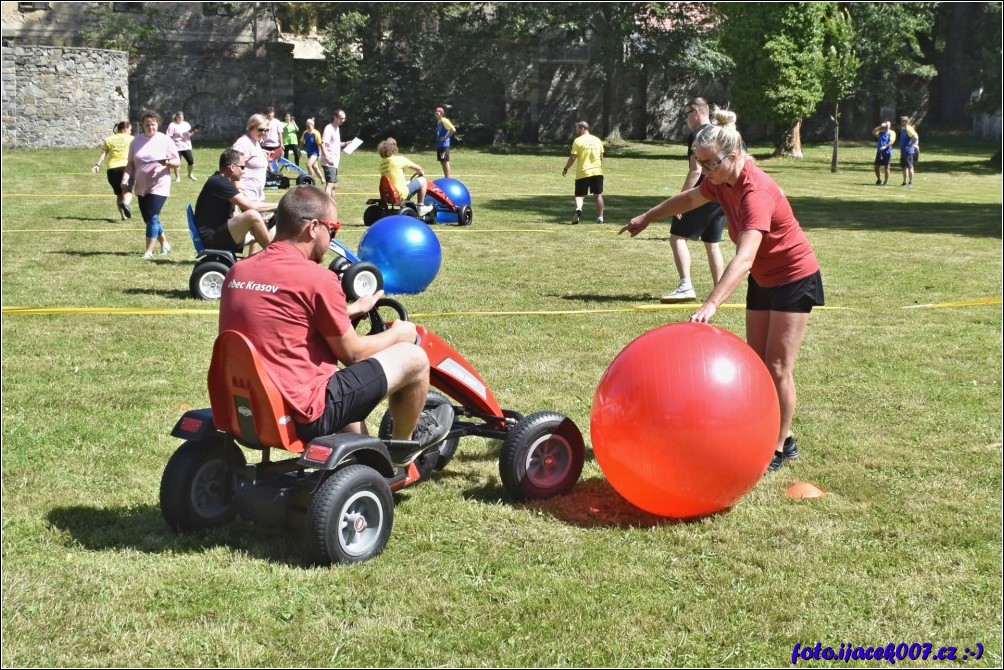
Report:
662,98,725,304
195,149,277,254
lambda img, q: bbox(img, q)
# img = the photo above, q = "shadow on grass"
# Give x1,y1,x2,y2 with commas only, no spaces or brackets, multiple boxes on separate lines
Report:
46,250,138,258
481,193,1001,238
54,216,123,224
549,292,664,304
123,287,199,301
46,504,311,567
521,477,721,529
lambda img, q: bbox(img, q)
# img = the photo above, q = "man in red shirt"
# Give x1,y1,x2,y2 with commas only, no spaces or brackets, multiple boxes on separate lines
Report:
218,185,452,446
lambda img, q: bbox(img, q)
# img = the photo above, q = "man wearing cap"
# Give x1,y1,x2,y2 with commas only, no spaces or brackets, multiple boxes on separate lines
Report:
434,106,456,178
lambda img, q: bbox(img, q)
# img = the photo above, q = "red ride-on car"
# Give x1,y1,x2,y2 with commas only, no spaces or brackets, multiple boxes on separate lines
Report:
363,175,472,227
160,297,584,565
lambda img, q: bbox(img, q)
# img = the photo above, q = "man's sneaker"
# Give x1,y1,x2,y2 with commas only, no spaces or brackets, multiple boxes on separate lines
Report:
596,216,604,224
875,179,882,185
142,251,154,260
160,242,172,255
572,209,581,225
765,436,800,474
660,284,697,304
411,404,454,449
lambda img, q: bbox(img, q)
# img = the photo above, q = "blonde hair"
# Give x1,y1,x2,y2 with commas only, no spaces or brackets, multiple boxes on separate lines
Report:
246,113,268,133
377,138,398,159
694,107,743,158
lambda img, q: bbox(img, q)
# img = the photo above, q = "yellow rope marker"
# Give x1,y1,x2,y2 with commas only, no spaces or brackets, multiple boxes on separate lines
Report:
902,297,1001,309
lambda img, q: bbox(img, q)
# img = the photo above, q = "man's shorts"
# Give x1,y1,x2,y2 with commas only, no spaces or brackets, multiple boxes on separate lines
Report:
670,204,725,243
874,151,891,167
198,220,244,253
900,153,915,169
323,165,339,183
107,167,130,196
746,270,825,313
179,149,195,166
295,359,389,441
574,175,604,197
437,147,451,162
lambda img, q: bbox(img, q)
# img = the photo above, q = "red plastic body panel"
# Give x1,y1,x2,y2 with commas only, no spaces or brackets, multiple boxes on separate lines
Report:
207,330,307,453
416,325,505,424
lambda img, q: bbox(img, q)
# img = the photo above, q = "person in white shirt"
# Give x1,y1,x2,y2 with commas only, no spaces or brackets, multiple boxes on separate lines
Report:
322,109,353,202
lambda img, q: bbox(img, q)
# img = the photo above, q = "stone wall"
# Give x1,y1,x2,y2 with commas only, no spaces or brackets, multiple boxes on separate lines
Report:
2,44,129,149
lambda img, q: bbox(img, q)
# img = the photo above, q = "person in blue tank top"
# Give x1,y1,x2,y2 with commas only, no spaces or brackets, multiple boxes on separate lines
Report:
434,106,456,178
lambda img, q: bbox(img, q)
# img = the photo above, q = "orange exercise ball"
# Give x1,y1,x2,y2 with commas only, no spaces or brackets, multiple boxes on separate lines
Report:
590,323,779,518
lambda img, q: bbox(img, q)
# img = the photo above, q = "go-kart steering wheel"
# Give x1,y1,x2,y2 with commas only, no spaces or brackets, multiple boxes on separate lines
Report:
353,297,408,335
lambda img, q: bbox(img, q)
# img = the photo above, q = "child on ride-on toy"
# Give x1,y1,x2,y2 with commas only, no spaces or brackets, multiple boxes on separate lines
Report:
377,138,435,218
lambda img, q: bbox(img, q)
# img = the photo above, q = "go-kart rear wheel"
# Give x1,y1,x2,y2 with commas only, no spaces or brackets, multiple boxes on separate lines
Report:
190,261,231,300
305,464,394,565
499,412,584,501
296,175,315,186
160,437,246,532
363,204,383,227
340,261,383,301
378,391,459,472
400,202,419,218
457,205,473,226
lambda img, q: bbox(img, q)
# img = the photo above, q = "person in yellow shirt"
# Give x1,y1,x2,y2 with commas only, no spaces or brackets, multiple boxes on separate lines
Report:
377,138,435,216
91,120,135,220
561,121,605,224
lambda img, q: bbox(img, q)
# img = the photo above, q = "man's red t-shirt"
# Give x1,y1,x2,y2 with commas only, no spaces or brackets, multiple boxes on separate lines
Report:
218,241,352,423
700,160,819,287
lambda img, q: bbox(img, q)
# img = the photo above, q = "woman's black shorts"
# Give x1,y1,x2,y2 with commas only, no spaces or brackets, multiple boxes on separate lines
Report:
746,270,824,313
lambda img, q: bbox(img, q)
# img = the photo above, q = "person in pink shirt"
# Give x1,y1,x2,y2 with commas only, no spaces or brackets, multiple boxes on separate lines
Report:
123,111,180,259
621,107,824,475
166,110,198,182
262,106,284,152
230,114,270,204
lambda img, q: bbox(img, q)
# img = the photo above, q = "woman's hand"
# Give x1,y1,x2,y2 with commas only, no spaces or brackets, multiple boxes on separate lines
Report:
688,302,717,324
619,215,650,237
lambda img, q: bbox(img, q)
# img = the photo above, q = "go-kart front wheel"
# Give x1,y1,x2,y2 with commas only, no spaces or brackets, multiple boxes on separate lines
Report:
457,205,473,226
160,437,246,532
499,412,584,501
305,464,394,564
190,261,231,300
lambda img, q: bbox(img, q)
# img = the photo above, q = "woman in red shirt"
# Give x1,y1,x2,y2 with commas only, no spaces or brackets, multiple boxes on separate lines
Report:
621,108,824,474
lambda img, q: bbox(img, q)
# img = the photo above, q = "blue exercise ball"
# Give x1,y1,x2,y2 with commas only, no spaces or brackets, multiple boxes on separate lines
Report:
428,178,472,224
357,215,442,294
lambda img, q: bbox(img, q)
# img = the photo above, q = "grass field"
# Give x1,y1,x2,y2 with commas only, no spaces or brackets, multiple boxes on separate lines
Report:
2,133,1001,667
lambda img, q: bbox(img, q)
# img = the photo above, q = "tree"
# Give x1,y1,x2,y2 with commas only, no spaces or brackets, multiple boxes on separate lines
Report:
718,3,830,157
821,7,860,172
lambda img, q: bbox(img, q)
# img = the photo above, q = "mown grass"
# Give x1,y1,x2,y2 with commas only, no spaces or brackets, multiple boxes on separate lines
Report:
1,133,1001,667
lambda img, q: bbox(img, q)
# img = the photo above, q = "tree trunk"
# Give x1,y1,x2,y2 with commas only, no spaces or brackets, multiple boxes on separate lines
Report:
775,119,805,158
790,119,804,158
830,102,840,173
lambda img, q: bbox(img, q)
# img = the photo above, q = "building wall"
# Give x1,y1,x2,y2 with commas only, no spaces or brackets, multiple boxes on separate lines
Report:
2,43,129,149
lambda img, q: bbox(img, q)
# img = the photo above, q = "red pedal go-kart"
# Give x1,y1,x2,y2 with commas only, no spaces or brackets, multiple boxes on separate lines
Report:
363,175,473,227
160,297,584,565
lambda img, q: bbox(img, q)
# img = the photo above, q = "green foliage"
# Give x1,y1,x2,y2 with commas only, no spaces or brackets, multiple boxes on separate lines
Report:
1,138,1001,666
844,3,939,114
80,4,174,57
965,3,1002,116
822,7,860,105
720,3,830,154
